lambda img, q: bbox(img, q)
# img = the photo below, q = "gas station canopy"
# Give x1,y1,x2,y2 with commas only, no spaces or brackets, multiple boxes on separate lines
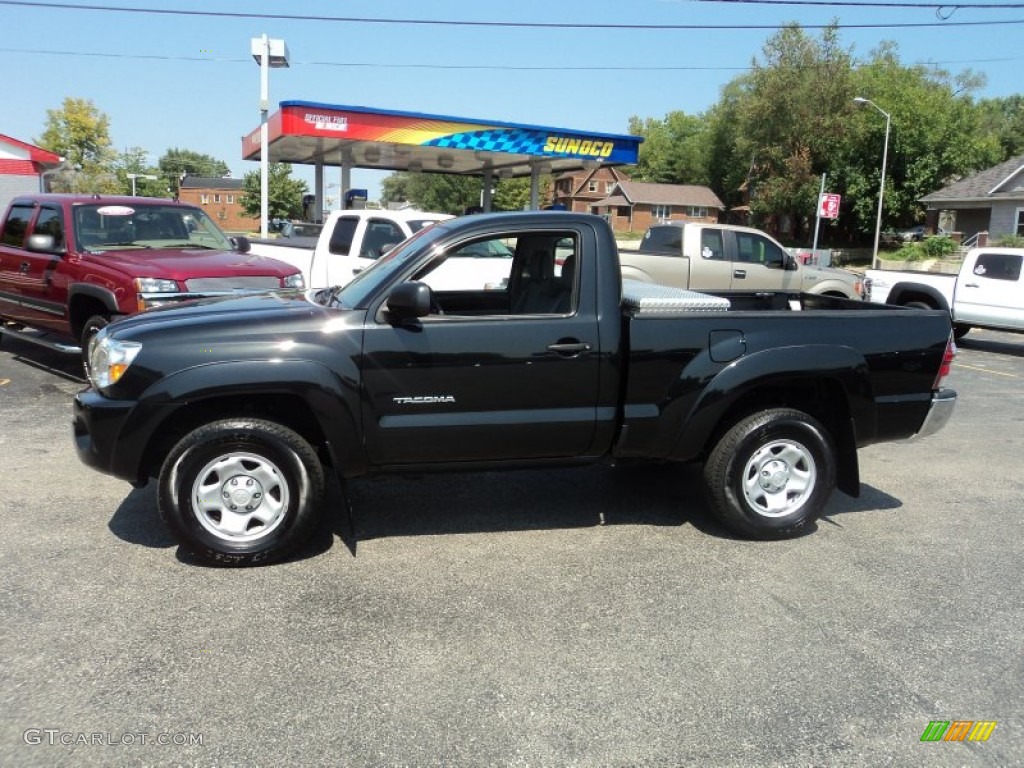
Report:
242,100,642,212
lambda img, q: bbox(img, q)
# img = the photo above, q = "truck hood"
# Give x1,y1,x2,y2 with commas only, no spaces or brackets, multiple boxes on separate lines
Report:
108,290,333,339
84,247,298,278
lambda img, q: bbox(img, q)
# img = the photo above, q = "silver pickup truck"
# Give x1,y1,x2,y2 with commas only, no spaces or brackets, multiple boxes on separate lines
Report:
620,222,863,298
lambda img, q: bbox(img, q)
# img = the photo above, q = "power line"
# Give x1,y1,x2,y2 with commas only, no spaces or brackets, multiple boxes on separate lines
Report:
2,46,1018,70
0,0,1022,28
692,0,1024,7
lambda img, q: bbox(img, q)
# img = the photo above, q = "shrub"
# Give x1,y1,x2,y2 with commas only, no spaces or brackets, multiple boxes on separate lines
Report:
898,235,958,261
994,234,1024,247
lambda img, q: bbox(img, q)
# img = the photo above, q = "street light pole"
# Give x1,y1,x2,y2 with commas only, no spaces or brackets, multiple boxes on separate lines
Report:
854,97,891,269
251,34,289,239
125,172,158,196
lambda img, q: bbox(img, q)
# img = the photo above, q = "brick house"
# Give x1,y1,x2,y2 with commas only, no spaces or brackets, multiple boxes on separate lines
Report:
177,176,253,233
551,166,632,214
0,134,62,215
590,180,725,233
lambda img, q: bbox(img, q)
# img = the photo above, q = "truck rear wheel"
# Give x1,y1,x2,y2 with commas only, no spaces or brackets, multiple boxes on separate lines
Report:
158,418,325,566
703,408,836,539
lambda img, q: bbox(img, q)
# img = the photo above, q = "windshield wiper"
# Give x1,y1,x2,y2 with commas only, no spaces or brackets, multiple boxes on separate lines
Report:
103,241,152,248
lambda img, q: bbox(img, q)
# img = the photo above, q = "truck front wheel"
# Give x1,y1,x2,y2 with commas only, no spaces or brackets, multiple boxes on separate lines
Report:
704,408,836,539
158,419,325,566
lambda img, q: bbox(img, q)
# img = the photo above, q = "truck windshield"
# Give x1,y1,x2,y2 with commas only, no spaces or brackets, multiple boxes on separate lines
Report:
329,223,451,308
73,203,233,252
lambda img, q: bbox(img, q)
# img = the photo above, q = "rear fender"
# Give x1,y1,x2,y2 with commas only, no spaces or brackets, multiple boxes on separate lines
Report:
887,283,950,312
668,345,874,482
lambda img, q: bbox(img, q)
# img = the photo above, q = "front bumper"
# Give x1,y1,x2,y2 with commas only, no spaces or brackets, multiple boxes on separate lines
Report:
911,388,958,439
73,389,146,485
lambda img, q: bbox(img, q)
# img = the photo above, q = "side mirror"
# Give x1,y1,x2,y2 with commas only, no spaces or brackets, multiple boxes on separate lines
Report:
231,236,251,254
785,254,799,271
26,233,59,253
386,282,432,320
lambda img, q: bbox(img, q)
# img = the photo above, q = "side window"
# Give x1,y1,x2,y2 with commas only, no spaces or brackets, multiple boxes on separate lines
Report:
32,207,65,250
418,234,516,294
642,226,682,255
736,232,785,266
700,229,725,260
1,204,35,247
327,217,359,255
359,220,405,259
973,253,1022,281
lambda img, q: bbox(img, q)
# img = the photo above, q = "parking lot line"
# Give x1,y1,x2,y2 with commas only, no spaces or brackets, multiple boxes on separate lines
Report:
954,363,1019,379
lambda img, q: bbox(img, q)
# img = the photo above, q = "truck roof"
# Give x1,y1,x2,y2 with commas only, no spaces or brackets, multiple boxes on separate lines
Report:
10,193,198,209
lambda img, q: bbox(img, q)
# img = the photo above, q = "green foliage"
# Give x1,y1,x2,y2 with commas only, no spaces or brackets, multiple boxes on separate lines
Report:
112,147,168,198
240,164,309,221
993,234,1024,247
159,148,231,192
898,235,959,261
976,95,1024,158
381,172,478,215
628,111,710,185
37,97,118,193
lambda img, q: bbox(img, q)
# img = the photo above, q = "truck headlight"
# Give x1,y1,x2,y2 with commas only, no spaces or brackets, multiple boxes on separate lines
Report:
87,333,142,389
283,273,305,289
135,277,180,293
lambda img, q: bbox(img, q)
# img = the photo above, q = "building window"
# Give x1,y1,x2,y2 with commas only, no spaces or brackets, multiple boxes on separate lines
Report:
200,194,209,204
606,182,615,193
1017,208,1024,236
588,181,598,193
617,206,630,218
686,206,708,218
227,195,234,204
214,194,221,203
652,204,671,219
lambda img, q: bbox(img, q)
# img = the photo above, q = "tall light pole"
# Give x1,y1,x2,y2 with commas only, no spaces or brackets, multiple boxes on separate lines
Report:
251,34,289,238
854,96,891,269
125,172,158,196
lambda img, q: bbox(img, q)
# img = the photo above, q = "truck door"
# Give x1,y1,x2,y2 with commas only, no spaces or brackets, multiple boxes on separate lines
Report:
729,230,800,291
360,228,603,465
0,202,66,329
955,251,1024,331
686,228,736,292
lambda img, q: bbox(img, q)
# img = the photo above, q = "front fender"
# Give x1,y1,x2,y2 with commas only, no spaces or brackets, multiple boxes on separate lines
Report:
668,344,874,461
137,358,364,476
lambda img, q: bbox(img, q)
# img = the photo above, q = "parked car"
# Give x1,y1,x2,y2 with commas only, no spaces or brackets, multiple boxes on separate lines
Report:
619,222,862,298
73,211,957,566
0,194,304,358
863,246,1024,339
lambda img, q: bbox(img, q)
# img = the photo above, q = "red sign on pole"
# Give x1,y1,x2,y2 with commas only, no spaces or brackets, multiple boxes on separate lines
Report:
819,193,841,219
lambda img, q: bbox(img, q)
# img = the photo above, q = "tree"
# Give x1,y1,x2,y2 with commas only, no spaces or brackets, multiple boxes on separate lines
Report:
627,111,710,185
37,97,118,193
381,172,481,215
976,94,1024,159
240,163,308,221
112,147,168,198
159,148,231,195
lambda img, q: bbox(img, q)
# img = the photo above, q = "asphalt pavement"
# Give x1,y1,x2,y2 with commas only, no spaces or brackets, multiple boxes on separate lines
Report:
0,328,1021,767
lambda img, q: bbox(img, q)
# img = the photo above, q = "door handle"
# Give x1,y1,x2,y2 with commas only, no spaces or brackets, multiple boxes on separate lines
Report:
733,269,747,279
963,283,979,288
547,341,592,356
20,262,30,274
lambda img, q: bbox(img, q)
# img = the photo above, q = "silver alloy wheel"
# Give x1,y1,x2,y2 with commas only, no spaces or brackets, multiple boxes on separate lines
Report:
741,439,817,518
190,451,290,543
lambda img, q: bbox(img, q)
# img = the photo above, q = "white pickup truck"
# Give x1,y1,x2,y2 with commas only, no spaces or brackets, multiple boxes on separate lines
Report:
619,222,863,299
863,247,1024,339
249,209,453,288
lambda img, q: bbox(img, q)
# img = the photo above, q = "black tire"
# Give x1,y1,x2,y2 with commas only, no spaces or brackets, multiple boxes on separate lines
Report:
80,314,110,370
158,418,325,566
703,408,836,539
953,323,970,341
904,301,934,310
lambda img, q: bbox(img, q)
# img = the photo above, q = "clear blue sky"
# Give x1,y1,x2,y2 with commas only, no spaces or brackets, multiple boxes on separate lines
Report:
2,0,1022,201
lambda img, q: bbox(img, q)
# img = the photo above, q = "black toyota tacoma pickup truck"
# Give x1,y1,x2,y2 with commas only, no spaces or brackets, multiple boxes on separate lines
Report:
73,212,957,565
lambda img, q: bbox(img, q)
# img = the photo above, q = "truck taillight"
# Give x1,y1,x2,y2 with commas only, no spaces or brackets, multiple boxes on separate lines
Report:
933,335,956,388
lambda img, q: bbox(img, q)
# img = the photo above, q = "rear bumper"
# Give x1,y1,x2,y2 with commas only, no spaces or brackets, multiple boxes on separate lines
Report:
911,388,957,439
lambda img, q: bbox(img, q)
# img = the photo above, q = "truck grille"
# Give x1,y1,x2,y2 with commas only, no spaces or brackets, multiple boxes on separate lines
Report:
184,276,280,292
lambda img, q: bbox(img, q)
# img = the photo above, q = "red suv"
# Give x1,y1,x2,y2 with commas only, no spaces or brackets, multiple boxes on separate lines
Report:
0,194,304,356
